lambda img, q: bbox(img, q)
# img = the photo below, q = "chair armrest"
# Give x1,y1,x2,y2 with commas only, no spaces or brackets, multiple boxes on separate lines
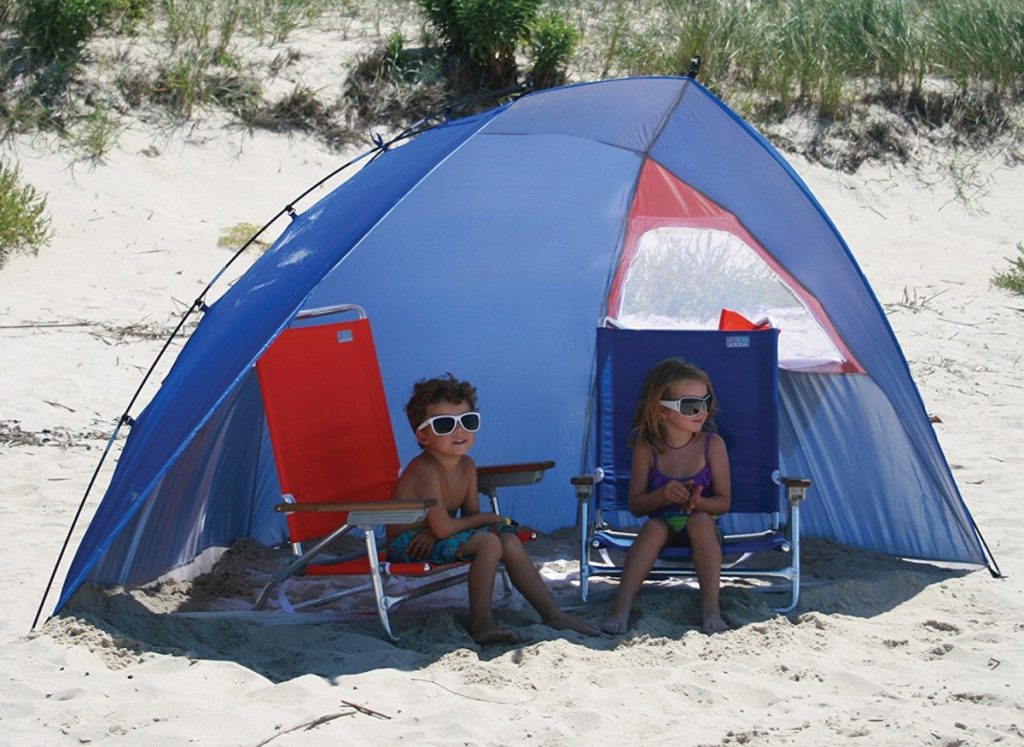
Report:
275,499,439,528
275,499,437,513
477,460,555,491
779,476,811,505
573,475,598,498
570,469,604,501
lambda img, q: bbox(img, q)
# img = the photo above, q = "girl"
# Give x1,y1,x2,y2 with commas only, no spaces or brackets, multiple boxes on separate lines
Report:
600,358,732,634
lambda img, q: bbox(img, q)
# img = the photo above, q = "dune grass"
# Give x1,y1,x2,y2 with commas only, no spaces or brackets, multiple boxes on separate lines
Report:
553,0,1024,123
0,0,1020,272
1,0,1022,160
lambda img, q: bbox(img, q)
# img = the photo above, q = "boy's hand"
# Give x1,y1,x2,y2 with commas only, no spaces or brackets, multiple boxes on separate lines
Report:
405,527,438,560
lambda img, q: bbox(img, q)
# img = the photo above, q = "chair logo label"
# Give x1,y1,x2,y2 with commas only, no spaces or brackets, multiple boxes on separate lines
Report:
337,329,354,344
726,335,750,348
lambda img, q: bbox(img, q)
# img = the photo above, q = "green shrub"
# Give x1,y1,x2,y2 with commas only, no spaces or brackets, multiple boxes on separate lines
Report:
529,12,577,89
0,161,52,268
415,0,543,87
992,243,1024,296
19,0,103,62
17,0,150,63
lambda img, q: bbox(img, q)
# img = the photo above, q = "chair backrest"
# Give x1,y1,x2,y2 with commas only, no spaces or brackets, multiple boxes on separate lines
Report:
255,317,401,543
593,327,780,530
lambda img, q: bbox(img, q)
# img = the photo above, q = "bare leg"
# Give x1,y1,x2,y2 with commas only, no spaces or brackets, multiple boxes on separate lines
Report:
601,519,671,634
498,534,599,636
687,512,728,633
460,532,519,644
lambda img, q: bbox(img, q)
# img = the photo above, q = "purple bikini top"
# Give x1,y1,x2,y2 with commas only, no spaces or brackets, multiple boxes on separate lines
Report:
648,432,712,492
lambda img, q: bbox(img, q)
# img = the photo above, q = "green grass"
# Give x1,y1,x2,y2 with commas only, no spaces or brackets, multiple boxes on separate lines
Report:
0,161,53,267
68,104,125,160
217,221,268,250
992,243,1024,296
1,0,1022,172
548,0,1024,127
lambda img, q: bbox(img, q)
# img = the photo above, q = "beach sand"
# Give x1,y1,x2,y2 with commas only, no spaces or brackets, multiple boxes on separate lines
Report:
2,83,1023,744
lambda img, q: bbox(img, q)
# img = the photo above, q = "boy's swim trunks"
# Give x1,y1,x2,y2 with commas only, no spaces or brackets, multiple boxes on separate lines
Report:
386,524,518,564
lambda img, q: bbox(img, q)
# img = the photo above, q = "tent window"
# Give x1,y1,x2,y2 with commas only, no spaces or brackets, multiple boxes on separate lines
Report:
616,226,844,368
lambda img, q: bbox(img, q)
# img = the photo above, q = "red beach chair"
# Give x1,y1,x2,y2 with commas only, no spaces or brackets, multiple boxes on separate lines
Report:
251,304,547,641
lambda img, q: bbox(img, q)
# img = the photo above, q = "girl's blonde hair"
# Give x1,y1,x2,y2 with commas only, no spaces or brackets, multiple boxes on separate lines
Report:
630,357,717,451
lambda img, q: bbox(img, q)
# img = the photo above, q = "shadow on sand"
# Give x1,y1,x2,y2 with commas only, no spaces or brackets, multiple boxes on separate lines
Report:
43,535,973,683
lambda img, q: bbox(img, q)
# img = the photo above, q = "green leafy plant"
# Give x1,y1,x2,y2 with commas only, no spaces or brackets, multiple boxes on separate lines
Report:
528,12,578,89
992,243,1024,296
415,0,543,87
0,161,53,268
17,0,149,63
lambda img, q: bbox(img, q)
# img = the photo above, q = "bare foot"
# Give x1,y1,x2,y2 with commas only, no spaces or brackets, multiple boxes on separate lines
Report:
470,624,520,645
701,609,730,634
600,610,630,635
545,611,601,637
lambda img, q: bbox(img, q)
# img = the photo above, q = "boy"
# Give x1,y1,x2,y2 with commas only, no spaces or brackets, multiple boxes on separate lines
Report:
387,374,598,644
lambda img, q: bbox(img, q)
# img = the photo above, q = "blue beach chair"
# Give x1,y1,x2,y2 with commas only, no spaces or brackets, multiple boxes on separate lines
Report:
572,326,811,613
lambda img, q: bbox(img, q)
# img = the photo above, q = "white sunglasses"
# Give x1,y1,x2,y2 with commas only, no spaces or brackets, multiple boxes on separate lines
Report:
660,395,712,417
416,411,481,436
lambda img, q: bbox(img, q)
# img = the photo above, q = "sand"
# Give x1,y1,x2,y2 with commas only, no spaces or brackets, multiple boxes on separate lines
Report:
2,76,1023,746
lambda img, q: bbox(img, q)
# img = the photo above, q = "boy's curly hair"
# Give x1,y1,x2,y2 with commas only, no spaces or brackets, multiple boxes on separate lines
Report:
405,373,478,433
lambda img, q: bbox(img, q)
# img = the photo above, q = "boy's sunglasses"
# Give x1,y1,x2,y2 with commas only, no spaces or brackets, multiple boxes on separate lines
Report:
416,411,481,436
660,395,712,417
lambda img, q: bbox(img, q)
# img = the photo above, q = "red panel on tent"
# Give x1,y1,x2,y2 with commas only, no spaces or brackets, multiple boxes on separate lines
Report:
608,159,862,373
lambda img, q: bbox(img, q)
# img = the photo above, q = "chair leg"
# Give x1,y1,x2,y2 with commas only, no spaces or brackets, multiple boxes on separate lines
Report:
498,567,513,600
579,501,591,603
771,562,800,614
772,497,802,614
253,522,354,610
363,530,398,642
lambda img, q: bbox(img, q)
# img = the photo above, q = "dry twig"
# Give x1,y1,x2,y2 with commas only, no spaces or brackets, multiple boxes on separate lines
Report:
253,711,356,746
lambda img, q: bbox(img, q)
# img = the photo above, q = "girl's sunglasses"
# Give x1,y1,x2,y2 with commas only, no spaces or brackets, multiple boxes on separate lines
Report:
416,411,481,436
660,395,712,417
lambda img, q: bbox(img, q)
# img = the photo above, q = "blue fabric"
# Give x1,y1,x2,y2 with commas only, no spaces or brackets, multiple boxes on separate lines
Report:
593,328,780,538
56,77,991,616
594,528,787,561
302,131,641,530
56,113,500,609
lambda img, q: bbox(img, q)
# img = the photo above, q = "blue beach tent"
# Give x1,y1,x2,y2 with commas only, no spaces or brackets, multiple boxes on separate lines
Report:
51,76,996,615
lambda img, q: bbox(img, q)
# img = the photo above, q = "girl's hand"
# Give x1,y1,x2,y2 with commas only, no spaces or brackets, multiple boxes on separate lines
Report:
663,480,693,506
682,484,704,513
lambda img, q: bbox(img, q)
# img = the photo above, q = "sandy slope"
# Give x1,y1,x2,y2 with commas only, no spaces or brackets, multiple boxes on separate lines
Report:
1,107,1023,744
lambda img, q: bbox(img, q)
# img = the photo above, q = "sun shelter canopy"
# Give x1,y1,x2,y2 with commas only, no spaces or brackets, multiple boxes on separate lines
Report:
56,77,991,614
